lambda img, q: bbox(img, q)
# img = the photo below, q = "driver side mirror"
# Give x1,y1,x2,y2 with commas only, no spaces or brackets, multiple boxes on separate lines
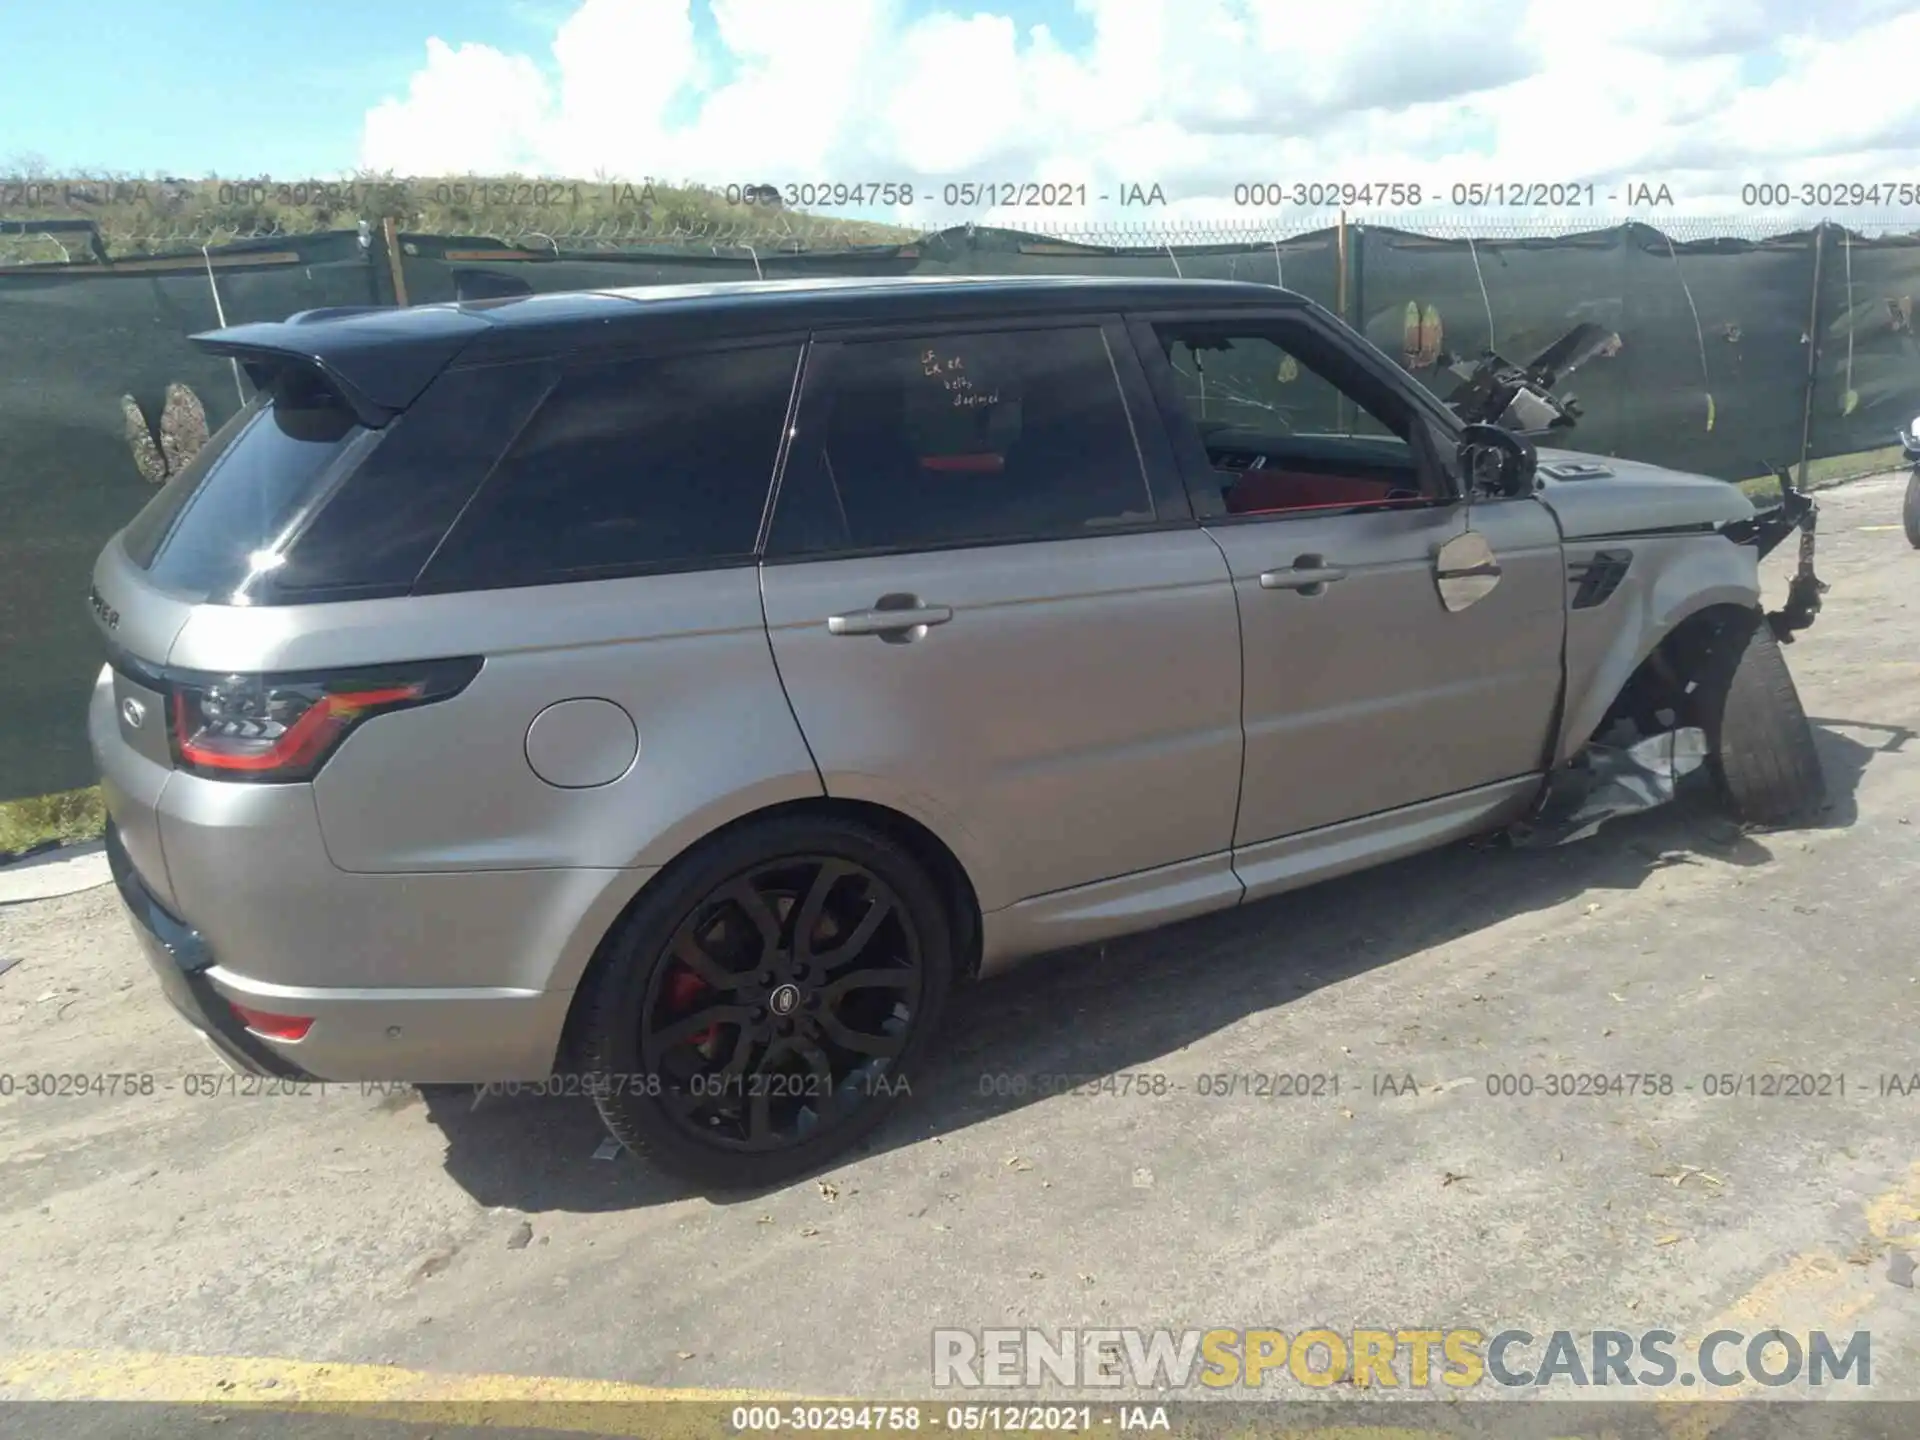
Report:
1458,422,1538,499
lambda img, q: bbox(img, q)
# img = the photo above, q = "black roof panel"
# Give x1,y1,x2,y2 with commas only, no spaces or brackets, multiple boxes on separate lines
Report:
558,273,1302,323
462,274,1311,363
193,275,1311,410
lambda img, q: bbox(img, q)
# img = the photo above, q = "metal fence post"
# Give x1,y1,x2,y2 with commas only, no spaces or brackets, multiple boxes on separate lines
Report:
1795,223,1827,488
381,216,411,307
1335,209,1348,318
357,220,383,307
1335,211,1354,432
1350,221,1366,331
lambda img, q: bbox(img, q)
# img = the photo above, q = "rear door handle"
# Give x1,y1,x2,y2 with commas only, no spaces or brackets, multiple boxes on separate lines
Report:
826,600,954,637
1258,556,1349,596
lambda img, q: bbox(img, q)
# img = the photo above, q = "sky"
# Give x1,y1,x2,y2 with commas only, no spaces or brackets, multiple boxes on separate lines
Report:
5,0,1920,227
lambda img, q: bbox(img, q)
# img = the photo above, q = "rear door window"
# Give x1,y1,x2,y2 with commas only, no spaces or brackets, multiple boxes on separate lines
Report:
765,325,1158,557
417,343,803,592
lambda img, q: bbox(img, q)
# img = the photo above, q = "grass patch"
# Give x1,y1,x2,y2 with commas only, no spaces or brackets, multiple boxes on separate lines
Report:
1739,445,1908,501
0,786,106,855
0,171,916,263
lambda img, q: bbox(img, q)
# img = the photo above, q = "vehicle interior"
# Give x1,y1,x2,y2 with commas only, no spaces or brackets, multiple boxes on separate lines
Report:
804,336,1158,549
1154,323,1436,518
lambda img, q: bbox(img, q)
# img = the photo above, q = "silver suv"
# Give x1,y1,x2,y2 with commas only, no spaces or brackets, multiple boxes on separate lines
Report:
88,276,1827,1188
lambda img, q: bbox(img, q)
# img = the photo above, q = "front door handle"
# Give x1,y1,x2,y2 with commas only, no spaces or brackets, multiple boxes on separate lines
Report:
827,595,953,640
1258,555,1349,597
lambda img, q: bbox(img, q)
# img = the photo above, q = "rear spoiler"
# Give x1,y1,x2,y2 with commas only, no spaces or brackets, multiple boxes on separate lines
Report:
189,305,492,428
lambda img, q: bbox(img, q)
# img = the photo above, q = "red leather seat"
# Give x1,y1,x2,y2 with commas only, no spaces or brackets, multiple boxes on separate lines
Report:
1223,470,1396,515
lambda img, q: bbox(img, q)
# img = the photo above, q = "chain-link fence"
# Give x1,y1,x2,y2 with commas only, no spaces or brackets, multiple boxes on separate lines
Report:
4,211,1918,803
10,208,1912,265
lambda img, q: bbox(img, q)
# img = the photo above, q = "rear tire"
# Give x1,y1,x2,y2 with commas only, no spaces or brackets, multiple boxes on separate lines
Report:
1689,610,1825,826
576,815,954,1191
1903,469,1920,549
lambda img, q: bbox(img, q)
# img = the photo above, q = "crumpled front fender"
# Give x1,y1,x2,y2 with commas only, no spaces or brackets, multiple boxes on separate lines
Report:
1555,534,1762,766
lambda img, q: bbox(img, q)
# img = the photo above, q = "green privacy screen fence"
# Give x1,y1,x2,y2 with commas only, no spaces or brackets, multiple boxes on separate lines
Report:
3,217,1917,803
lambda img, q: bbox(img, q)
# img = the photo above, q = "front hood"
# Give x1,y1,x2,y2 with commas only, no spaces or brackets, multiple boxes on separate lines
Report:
1531,447,1756,540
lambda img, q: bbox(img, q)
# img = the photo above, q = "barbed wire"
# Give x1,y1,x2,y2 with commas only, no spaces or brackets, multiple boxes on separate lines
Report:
0,216,911,264
405,216,907,251
4,211,1918,268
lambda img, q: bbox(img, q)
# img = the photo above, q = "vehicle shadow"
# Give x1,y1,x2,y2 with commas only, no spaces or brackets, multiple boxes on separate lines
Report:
422,716,1889,1213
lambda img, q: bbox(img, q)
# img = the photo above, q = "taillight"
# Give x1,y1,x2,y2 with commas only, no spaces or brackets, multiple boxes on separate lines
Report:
165,657,481,782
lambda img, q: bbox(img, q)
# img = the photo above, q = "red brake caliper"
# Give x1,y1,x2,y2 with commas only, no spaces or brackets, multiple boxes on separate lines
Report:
666,967,719,1050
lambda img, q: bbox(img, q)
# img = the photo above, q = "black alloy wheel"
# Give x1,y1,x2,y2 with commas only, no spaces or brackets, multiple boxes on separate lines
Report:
579,816,953,1189
642,856,920,1149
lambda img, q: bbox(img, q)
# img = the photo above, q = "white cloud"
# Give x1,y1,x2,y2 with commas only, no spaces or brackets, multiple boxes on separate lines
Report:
359,0,1920,228
674,0,899,178
545,0,699,164
361,38,555,175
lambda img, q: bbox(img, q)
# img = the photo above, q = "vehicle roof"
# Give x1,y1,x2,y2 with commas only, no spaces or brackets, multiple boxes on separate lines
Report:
462,274,1312,353
190,274,1312,422
478,272,1308,317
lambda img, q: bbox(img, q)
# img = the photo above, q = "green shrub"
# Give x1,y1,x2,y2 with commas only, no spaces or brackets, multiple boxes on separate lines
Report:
0,786,107,855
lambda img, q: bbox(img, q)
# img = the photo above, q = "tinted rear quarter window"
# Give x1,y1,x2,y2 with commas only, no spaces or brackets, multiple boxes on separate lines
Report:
256,361,556,603
123,369,364,599
120,395,259,571
418,343,802,592
767,325,1155,557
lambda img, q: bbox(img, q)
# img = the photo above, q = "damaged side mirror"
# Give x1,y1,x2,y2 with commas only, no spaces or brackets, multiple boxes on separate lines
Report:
1457,422,1538,499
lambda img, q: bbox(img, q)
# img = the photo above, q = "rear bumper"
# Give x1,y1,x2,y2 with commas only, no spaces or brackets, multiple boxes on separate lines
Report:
107,820,309,1080
108,818,586,1084
91,664,651,1080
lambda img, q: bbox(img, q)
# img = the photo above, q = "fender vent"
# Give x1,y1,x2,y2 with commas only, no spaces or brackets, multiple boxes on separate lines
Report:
1539,460,1615,481
1570,549,1633,609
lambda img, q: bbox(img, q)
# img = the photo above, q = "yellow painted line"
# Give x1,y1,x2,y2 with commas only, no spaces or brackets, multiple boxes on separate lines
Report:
1858,524,1903,531
1654,1161,1918,1440
0,1349,816,1438
9,1150,1917,1440
0,1353,1484,1440
1653,1259,1877,1440
1866,1159,1920,1250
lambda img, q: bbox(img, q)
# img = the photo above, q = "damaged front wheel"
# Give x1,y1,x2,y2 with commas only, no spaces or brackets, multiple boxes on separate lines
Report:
1690,611,1826,826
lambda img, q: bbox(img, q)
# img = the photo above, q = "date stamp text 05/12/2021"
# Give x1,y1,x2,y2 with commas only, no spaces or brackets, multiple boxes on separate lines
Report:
11,174,1920,214
4,1068,1920,1102
680,177,1915,209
